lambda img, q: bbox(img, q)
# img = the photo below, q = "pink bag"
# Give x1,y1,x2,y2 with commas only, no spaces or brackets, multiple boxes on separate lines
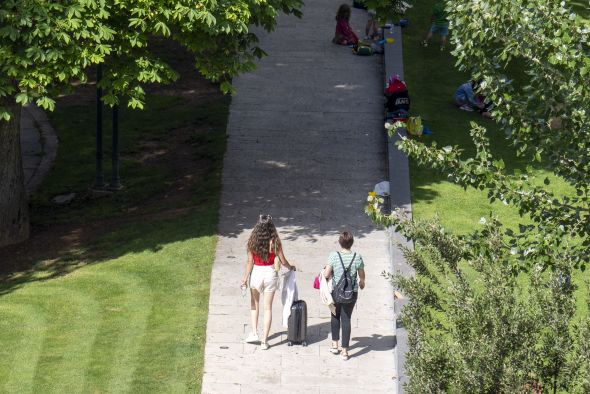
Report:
313,274,320,290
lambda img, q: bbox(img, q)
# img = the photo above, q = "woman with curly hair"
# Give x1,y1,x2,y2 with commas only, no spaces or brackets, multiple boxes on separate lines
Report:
240,215,296,349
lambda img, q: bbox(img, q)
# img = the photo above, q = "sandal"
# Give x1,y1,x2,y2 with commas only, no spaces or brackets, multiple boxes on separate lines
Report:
340,351,349,361
330,346,340,355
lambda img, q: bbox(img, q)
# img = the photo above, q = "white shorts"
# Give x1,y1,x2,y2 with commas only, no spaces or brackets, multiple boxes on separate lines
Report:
249,265,278,293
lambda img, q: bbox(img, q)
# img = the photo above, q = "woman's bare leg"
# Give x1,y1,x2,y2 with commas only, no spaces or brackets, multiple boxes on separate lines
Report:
250,289,260,335
261,290,275,343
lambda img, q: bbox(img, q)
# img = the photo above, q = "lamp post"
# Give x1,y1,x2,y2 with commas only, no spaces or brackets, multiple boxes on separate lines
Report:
95,64,105,189
109,102,122,190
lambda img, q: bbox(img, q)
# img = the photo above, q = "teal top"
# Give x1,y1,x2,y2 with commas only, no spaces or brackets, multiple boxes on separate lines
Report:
328,251,364,292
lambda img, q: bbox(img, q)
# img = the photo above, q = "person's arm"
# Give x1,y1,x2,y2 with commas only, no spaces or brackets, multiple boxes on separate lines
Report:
358,268,366,290
278,245,296,271
241,251,254,287
324,253,334,278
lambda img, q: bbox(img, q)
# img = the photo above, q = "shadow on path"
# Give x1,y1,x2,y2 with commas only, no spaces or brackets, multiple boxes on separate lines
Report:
349,333,396,358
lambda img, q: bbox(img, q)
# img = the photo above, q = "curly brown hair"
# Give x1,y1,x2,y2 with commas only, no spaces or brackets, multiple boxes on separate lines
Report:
247,215,281,260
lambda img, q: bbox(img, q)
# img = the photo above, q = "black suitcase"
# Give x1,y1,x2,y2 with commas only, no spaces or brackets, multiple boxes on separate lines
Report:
287,300,308,346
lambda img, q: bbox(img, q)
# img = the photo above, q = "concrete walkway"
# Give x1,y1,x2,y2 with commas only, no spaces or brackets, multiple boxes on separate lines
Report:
202,1,395,393
20,104,58,195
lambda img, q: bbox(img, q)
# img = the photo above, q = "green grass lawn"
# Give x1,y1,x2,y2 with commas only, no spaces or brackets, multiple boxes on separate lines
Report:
0,90,229,392
401,1,587,314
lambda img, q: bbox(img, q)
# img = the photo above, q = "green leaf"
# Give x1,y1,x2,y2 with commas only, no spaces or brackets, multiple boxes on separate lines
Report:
154,21,171,36
204,13,216,27
220,81,235,94
36,97,56,111
15,92,30,105
0,109,11,121
493,159,505,170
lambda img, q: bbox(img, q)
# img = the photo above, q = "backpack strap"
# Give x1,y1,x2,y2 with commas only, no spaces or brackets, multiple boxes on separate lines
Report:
337,252,357,274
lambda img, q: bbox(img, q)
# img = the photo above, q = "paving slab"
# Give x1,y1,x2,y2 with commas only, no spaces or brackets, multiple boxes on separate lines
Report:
203,1,396,393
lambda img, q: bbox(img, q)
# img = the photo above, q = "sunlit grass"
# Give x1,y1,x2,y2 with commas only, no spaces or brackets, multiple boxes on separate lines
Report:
401,0,587,317
0,92,229,393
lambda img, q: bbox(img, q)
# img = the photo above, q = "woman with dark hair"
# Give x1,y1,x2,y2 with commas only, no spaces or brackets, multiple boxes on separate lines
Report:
240,215,296,350
323,231,365,360
332,4,359,45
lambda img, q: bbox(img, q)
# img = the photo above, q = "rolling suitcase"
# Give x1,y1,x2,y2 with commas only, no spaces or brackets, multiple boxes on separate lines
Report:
287,300,308,346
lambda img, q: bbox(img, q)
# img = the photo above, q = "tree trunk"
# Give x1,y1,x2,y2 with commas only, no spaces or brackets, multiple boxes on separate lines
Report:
0,101,30,247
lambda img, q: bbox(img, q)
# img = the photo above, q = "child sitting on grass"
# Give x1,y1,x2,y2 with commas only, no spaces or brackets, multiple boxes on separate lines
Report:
332,4,359,46
455,80,492,118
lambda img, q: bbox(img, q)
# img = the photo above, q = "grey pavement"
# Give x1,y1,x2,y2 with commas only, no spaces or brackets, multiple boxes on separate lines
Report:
20,104,58,195
202,2,397,393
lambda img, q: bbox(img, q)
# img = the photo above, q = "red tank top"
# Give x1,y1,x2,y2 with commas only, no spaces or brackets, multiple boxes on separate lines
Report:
253,252,276,266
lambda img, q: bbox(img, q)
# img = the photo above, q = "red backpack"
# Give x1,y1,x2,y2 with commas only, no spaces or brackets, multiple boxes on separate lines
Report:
385,75,408,95
385,75,410,120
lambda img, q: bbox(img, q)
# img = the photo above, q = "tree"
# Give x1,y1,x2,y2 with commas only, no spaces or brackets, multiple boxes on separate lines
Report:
0,0,302,247
403,0,590,270
365,207,589,393
0,0,111,246
366,0,590,390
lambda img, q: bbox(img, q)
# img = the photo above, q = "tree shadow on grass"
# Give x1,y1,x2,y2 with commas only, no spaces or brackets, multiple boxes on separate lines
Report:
0,206,217,295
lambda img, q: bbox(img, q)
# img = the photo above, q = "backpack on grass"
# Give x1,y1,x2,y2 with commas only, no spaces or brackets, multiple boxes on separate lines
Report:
354,45,373,56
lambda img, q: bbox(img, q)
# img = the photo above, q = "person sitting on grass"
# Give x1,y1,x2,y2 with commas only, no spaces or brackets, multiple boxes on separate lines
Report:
365,10,381,40
420,1,449,51
454,80,492,118
332,4,359,46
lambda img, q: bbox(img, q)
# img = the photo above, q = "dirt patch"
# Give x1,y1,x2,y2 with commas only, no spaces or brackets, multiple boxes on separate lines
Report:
0,41,226,278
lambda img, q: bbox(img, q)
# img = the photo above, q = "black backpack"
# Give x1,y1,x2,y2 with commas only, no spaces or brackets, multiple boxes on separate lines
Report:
333,252,357,304
385,89,410,113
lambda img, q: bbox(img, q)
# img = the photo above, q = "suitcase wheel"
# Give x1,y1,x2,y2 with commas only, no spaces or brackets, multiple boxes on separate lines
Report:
302,341,308,347
287,341,293,346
